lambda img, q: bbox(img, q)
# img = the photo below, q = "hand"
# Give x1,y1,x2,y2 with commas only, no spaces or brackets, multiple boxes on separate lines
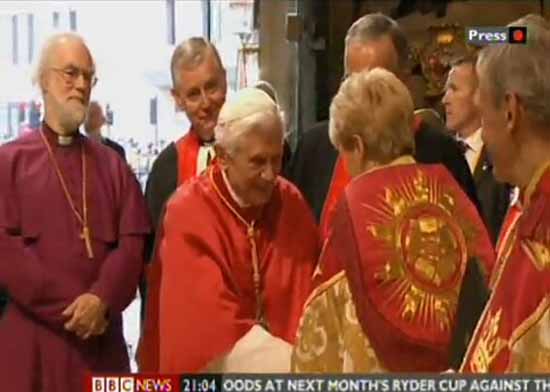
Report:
62,293,109,339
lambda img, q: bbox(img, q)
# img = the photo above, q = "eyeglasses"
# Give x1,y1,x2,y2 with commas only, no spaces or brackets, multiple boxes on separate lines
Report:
50,66,98,87
182,79,224,105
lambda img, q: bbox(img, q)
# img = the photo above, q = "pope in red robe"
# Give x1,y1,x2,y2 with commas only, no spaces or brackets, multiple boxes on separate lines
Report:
139,87,319,372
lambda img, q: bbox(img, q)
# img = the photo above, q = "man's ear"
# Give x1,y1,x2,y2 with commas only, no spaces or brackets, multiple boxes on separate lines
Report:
350,134,366,162
220,69,228,94
503,92,521,135
40,71,49,94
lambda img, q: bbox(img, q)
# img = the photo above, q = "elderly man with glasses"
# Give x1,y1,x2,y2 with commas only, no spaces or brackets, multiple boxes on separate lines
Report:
0,33,150,391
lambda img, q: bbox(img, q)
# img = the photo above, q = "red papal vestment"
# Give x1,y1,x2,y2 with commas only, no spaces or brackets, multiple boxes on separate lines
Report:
139,164,319,372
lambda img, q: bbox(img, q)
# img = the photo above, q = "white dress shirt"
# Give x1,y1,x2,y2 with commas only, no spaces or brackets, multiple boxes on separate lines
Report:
196,143,215,176
459,128,484,173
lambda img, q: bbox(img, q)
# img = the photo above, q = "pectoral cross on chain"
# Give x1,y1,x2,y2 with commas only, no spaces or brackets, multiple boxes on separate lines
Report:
80,226,94,259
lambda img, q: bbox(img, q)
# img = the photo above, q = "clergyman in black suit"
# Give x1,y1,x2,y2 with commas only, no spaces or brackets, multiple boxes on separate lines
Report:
442,55,511,244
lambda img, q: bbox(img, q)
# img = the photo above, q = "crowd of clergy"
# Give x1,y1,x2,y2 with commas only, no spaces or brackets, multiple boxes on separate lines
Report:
1,10,549,391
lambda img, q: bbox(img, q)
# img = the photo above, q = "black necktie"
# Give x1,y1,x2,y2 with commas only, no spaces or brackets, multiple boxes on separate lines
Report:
457,139,470,155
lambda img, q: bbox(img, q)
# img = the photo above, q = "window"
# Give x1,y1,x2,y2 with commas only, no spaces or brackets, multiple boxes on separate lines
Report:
27,14,34,64
11,15,17,65
52,11,60,28
0,102,8,142
166,0,175,44
209,0,259,92
69,9,77,31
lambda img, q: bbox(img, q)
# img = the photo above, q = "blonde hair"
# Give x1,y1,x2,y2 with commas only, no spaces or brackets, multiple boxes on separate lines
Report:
329,67,415,163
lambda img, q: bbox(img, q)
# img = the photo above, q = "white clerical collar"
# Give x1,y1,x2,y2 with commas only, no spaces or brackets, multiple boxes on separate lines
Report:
57,134,75,146
462,127,484,153
221,169,250,208
196,144,216,176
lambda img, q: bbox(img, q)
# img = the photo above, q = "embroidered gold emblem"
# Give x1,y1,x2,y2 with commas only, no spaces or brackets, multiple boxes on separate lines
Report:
469,309,507,373
366,170,475,332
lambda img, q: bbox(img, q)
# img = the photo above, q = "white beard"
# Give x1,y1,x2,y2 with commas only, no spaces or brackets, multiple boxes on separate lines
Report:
59,101,87,131
49,95,88,133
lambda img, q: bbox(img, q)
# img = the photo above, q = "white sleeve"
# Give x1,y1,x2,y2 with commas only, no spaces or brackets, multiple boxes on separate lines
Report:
203,325,292,373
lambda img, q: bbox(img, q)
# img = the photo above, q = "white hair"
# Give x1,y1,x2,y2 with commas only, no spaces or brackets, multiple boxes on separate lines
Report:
477,15,550,131
215,87,284,155
253,80,279,103
32,32,94,91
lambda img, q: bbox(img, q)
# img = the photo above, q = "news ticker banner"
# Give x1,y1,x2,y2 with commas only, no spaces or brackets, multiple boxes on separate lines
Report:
88,374,550,392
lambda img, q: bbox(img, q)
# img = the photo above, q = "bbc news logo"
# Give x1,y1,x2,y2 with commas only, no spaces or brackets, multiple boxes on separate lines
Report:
89,375,177,392
466,26,527,45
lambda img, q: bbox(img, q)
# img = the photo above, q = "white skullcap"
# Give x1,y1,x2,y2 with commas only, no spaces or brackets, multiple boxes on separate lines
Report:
217,87,277,126
215,87,282,151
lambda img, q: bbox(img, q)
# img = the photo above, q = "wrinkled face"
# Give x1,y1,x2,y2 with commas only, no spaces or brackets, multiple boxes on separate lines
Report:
85,103,105,132
221,115,283,207
475,64,515,183
172,51,227,142
42,39,95,133
344,36,400,77
442,64,480,136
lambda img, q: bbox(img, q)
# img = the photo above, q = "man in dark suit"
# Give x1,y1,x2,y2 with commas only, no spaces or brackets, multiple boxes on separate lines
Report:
84,101,126,160
286,13,479,223
442,56,511,244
